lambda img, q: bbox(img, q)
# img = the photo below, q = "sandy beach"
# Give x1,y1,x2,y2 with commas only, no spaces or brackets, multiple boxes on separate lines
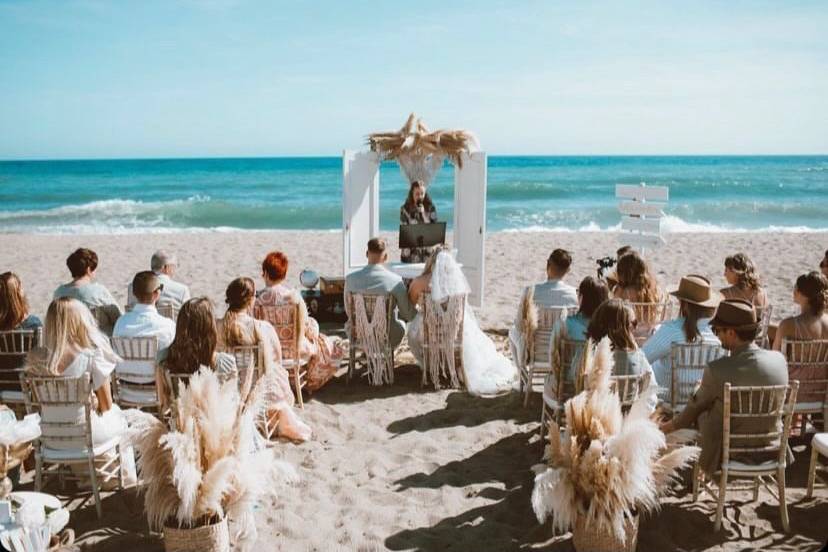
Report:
2,230,827,551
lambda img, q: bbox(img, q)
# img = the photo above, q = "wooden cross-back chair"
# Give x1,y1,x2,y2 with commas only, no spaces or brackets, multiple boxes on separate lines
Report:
156,302,180,322
610,372,652,409
419,293,466,390
22,372,125,520
781,338,828,431
519,306,577,406
0,328,42,409
109,336,160,413
226,344,277,440
754,305,774,349
345,292,395,386
692,382,798,532
670,342,729,413
254,302,307,408
540,338,585,451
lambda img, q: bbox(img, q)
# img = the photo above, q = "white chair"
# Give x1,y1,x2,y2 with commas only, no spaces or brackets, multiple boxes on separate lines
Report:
807,433,828,498
624,301,673,346
22,372,125,519
519,306,576,406
0,328,42,409
610,372,651,409
755,305,774,349
692,382,798,532
781,338,828,430
226,344,277,440
156,302,180,322
110,336,160,412
670,343,729,413
419,293,465,390
345,292,395,386
255,302,308,407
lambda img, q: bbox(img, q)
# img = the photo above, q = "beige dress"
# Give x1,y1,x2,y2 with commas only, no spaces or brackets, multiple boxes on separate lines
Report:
720,285,768,309
217,313,311,442
254,283,342,391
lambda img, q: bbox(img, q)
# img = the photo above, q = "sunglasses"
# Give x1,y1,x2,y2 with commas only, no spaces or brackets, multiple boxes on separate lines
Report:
154,283,164,293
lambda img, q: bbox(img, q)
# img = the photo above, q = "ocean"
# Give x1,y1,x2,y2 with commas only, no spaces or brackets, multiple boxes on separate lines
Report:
0,156,826,234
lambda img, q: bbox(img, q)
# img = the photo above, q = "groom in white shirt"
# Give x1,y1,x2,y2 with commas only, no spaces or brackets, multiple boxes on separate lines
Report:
114,271,176,348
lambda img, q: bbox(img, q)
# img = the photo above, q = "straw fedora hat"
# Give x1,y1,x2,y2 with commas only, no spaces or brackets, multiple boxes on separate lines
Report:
669,274,720,308
709,299,759,330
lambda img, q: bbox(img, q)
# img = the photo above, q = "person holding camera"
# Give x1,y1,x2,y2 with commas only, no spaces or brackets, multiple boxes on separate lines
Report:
400,180,438,263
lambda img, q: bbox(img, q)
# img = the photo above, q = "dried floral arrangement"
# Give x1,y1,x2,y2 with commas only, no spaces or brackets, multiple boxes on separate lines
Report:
532,338,700,542
367,113,479,184
126,367,296,550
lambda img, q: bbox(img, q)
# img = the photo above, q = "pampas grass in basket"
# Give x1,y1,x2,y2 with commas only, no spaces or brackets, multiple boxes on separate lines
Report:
531,338,699,549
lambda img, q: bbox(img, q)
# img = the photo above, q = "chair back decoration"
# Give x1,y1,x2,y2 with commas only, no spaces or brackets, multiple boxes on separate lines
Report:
670,342,728,412
110,336,160,411
0,328,42,400
721,382,798,470
156,302,180,321
781,338,828,417
255,302,302,364
420,293,465,389
22,372,93,452
346,292,394,386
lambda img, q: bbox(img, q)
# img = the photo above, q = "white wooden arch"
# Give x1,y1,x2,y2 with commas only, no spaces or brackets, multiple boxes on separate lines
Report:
342,150,488,307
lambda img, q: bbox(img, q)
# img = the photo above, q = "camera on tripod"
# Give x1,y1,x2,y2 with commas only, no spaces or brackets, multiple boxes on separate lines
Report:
596,245,634,281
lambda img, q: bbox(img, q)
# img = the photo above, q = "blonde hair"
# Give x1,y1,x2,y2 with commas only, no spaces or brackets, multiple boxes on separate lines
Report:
725,253,762,292
0,272,29,331
35,297,110,376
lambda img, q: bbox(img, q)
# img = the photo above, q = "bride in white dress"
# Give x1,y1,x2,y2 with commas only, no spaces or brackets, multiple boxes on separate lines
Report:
407,249,518,396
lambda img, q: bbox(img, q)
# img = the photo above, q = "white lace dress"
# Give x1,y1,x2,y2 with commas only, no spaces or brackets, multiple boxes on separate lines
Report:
407,253,518,396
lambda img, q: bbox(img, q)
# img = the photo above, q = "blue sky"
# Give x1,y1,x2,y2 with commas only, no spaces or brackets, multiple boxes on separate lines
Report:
1,0,826,159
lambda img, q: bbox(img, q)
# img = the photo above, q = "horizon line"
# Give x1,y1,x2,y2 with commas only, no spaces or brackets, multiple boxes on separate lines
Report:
2,152,828,163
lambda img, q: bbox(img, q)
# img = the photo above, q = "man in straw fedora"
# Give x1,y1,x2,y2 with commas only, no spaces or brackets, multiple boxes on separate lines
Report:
642,274,721,395
660,298,788,476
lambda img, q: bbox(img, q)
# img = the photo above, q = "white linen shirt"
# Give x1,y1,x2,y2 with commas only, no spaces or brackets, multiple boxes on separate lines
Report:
532,279,579,309
113,303,176,349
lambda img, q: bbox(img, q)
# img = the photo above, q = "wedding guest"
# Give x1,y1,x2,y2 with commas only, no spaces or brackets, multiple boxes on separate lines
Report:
113,271,176,348
642,274,721,393
531,249,579,308
661,299,788,476
344,238,417,349
400,180,438,263
218,277,311,442
772,271,828,349
605,245,633,289
127,250,191,309
255,251,344,391
586,299,657,384
720,253,768,309
612,251,665,338
53,248,121,335
563,276,610,341
25,298,131,452
0,272,41,332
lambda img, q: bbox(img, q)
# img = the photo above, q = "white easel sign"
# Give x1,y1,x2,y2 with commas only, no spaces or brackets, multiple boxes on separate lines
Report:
616,183,669,252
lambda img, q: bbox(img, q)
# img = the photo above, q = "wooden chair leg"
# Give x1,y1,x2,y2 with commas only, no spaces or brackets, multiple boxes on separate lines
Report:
714,468,728,531
294,369,304,409
89,456,102,520
347,345,356,385
34,453,42,492
752,476,760,502
522,366,533,407
807,445,818,498
778,466,790,532
117,445,125,490
691,461,701,502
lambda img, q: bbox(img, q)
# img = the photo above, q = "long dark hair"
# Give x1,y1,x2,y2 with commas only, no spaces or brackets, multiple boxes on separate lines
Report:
0,272,29,331
163,297,217,374
616,252,661,303
680,300,717,343
586,299,637,351
403,180,434,212
577,276,610,319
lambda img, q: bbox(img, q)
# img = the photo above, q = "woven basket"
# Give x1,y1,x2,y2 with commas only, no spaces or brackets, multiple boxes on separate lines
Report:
164,517,229,552
572,513,639,552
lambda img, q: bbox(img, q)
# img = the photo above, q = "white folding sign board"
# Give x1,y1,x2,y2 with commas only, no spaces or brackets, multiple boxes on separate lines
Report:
454,151,487,308
342,150,380,274
615,183,669,253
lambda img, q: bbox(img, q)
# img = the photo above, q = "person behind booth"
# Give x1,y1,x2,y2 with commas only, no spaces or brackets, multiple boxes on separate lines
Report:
400,180,438,263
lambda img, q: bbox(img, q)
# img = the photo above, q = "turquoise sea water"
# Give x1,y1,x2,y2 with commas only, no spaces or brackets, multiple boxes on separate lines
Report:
0,156,826,234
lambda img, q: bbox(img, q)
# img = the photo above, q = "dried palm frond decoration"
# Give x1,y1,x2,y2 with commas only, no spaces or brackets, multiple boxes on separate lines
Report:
367,113,479,185
532,338,700,544
125,368,297,551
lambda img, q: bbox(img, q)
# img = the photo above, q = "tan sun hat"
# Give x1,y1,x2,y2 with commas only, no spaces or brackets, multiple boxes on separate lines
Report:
669,274,721,308
709,298,758,330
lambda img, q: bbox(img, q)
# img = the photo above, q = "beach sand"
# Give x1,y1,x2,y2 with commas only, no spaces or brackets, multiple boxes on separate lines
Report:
3,230,827,551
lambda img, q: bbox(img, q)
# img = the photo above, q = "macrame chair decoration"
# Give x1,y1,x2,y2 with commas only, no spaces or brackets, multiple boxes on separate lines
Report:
351,294,395,386
420,293,466,390
367,113,480,186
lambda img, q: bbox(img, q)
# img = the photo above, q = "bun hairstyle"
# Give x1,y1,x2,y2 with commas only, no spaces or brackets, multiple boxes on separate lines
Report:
724,253,762,291
796,271,828,315
222,277,256,347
